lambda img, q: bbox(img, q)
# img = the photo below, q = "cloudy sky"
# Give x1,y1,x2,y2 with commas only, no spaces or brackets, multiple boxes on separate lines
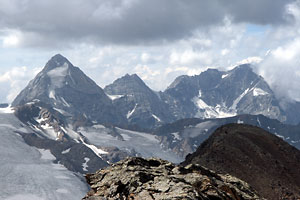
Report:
0,0,300,103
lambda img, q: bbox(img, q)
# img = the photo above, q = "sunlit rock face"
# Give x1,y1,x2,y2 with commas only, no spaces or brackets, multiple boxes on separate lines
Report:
82,157,261,200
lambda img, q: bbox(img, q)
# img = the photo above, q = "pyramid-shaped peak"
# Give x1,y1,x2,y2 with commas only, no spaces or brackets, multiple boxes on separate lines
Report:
43,54,73,72
104,73,152,96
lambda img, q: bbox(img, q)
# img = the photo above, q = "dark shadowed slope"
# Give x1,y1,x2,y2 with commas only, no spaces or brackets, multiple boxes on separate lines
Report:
182,124,300,199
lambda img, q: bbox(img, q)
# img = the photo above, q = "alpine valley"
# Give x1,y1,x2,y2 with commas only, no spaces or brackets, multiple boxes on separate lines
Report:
2,54,300,199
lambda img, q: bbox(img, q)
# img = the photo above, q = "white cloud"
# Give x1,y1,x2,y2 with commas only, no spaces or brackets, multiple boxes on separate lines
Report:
141,53,150,63
0,1,299,102
258,38,300,101
3,35,19,47
0,66,41,102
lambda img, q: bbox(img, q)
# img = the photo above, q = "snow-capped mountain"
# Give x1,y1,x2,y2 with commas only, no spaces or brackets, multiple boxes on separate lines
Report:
162,64,286,122
8,55,182,176
4,54,300,199
104,74,175,129
12,54,126,126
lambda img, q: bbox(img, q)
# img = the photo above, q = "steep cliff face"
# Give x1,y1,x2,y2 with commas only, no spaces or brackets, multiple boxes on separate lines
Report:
82,157,261,200
12,54,126,126
104,74,174,129
182,124,300,199
163,64,285,122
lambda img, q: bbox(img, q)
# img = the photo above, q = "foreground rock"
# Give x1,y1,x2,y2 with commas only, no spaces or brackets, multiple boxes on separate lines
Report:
183,124,300,199
83,157,261,200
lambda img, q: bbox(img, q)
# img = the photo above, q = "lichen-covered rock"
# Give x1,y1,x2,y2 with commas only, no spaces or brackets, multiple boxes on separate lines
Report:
83,157,262,200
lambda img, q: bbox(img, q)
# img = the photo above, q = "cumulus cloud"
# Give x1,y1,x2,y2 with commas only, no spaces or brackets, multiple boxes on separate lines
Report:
0,0,300,104
0,66,41,102
0,0,295,47
257,39,300,101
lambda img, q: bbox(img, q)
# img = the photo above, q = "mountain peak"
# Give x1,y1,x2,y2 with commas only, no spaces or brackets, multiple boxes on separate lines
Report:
105,73,148,95
122,73,142,81
43,54,72,72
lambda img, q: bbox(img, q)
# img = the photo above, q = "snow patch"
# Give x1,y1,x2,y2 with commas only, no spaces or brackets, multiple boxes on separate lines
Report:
231,88,249,110
127,104,137,119
257,117,262,126
193,90,236,119
274,132,285,140
222,74,229,79
106,94,124,100
152,114,161,122
193,97,236,118
40,123,59,140
82,157,90,172
49,90,56,100
253,88,269,96
60,97,71,107
62,148,71,154
47,63,69,88
171,132,181,140
80,137,108,157
0,106,14,114
237,119,244,124
53,107,67,115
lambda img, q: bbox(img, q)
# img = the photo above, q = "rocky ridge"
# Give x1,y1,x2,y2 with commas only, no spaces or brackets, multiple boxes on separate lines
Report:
12,54,126,126
183,124,300,199
162,64,286,122
83,157,261,200
104,74,174,129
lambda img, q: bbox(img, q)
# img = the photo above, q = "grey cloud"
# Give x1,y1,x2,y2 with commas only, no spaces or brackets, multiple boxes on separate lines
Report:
220,0,295,25
0,0,296,47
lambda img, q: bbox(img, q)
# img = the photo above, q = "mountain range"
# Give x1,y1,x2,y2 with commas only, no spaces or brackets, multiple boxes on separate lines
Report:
12,54,300,129
10,54,300,157
3,54,300,199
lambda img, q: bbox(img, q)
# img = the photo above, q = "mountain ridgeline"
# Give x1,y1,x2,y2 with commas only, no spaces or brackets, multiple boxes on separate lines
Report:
12,54,126,126
12,54,300,130
7,54,300,199
182,124,300,199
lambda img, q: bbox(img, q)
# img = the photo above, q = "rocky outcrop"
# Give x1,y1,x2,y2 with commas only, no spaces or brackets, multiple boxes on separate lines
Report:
182,124,300,199
83,157,261,200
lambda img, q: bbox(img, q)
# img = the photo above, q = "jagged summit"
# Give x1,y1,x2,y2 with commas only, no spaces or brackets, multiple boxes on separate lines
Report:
162,64,285,121
42,54,73,72
12,54,126,126
105,73,148,95
104,73,174,129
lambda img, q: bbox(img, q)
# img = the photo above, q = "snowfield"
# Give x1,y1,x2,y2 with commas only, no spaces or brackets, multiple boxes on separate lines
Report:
79,126,182,163
0,112,88,200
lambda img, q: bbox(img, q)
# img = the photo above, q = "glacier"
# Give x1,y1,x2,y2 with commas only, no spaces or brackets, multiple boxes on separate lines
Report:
0,112,88,200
